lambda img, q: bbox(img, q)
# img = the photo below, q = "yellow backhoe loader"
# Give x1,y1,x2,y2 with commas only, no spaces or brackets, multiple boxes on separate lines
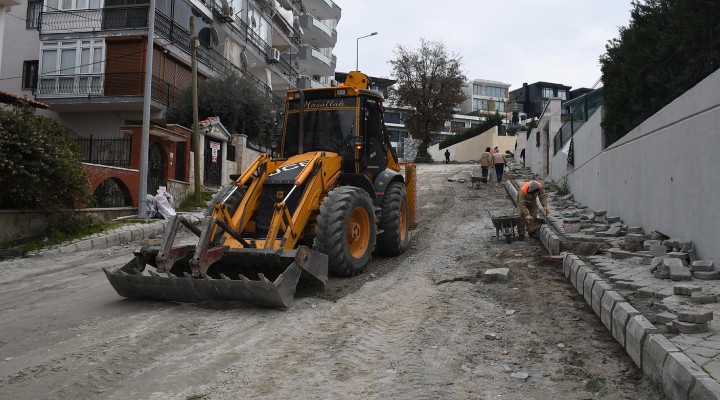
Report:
104,71,417,307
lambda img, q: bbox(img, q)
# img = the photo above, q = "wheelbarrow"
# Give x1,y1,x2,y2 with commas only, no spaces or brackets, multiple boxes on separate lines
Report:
488,210,520,243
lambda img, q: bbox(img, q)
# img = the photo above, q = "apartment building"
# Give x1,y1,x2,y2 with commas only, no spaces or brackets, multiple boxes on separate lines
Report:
509,81,572,119
0,0,342,206
460,79,512,121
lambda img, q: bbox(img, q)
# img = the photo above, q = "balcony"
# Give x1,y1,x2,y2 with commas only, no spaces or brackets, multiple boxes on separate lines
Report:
298,14,336,49
302,0,341,21
38,8,103,34
292,46,335,77
36,72,181,110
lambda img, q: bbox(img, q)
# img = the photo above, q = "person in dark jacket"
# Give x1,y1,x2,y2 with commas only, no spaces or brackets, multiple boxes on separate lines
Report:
444,149,450,164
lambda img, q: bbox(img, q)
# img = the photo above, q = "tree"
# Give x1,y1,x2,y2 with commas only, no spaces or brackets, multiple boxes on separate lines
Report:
600,0,720,144
0,103,89,210
167,72,278,145
390,39,467,161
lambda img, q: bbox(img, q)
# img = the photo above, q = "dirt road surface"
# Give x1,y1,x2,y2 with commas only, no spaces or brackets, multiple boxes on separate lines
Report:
0,163,661,399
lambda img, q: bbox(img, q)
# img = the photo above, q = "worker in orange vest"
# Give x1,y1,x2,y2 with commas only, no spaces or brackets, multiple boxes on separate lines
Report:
517,180,549,239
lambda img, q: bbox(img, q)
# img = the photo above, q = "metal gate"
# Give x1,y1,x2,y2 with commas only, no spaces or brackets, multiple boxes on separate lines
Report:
204,139,221,187
148,143,165,194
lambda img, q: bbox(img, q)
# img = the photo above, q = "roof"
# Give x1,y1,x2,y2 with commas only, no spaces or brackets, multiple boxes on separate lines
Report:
0,90,49,109
199,116,232,141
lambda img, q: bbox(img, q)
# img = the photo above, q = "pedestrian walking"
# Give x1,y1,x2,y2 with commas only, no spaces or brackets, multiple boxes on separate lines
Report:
444,149,450,164
516,180,549,240
492,150,506,182
479,147,493,183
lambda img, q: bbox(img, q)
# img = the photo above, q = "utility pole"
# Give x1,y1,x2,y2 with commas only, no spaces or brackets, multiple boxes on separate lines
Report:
138,0,156,218
191,16,201,203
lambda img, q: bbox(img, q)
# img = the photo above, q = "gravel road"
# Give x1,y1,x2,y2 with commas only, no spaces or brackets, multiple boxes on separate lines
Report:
0,163,661,399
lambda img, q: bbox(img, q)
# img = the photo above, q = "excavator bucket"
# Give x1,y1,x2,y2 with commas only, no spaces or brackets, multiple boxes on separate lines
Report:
103,245,328,308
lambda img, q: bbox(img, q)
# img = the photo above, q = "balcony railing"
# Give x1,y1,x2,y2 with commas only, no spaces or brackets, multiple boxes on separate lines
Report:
38,73,104,96
37,72,181,108
38,9,102,33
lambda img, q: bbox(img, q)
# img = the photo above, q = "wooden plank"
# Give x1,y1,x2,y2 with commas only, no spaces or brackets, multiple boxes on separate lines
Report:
598,248,654,259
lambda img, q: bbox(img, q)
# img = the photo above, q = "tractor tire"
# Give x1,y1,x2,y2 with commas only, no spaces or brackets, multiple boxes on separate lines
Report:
315,187,376,277
375,182,410,256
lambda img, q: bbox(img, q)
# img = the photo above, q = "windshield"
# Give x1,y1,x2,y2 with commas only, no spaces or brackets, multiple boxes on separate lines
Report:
283,109,356,157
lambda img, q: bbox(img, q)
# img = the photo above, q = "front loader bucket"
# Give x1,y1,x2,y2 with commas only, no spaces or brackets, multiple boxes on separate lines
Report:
103,246,328,308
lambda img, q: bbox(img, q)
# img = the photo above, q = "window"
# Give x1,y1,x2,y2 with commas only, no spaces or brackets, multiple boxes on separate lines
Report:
22,61,39,91
26,0,43,29
39,40,105,95
557,90,567,100
45,0,102,10
473,98,488,112
495,101,505,113
473,84,482,96
450,121,465,133
541,88,554,98
486,86,506,98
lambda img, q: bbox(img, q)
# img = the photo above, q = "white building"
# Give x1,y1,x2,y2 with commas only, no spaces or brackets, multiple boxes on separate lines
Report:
460,78,512,122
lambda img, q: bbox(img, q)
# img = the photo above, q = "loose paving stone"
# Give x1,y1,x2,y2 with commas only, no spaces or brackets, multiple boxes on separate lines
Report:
669,265,692,281
483,268,510,283
650,244,667,257
510,372,530,382
692,260,716,272
674,284,702,295
643,240,661,250
650,230,670,241
677,310,713,324
655,311,678,324
672,320,709,334
606,215,620,223
667,252,689,261
694,271,720,280
663,257,684,269
626,227,643,234
691,292,718,304
626,233,648,243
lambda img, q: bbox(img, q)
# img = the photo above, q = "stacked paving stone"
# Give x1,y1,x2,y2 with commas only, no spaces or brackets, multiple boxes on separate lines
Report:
522,172,720,398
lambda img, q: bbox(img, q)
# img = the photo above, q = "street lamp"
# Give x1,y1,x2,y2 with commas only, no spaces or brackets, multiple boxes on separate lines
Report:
356,32,377,71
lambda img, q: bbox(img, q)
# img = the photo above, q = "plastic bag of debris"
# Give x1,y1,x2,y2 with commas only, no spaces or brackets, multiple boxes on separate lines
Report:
146,194,159,218
154,186,176,219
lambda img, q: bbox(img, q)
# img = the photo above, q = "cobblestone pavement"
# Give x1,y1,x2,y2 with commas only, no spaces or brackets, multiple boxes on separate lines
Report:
504,161,720,399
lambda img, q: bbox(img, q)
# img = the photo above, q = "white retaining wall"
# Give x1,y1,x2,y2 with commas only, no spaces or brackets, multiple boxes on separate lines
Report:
549,68,720,261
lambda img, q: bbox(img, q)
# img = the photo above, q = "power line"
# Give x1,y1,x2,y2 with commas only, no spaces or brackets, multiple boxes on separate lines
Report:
0,48,148,82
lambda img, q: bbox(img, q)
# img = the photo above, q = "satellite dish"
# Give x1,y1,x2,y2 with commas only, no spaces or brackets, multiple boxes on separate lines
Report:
198,27,219,47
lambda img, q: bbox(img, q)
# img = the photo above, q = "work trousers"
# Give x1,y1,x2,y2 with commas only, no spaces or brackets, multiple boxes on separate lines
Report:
494,163,505,182
481,166,489,181
517,202,538,235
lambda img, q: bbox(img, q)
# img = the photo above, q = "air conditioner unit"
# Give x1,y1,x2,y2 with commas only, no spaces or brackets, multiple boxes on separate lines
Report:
267,48,280,63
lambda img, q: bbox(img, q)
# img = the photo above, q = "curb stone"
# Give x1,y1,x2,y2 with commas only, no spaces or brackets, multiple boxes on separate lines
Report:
32,212,205,257
506,176,720,400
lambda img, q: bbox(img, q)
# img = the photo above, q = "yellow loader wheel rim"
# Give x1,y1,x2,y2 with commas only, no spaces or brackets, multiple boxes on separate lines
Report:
347,206,371,258
315,187,376,277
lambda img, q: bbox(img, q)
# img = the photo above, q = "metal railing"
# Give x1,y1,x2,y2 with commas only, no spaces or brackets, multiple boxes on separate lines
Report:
76,135,132,167
37,72,181,108
38,9,102,32
38,74,104,97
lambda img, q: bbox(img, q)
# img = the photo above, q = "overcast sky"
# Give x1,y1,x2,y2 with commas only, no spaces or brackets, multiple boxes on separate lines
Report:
332,0,633,91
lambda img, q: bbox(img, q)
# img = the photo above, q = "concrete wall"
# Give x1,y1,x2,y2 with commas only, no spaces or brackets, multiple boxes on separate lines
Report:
551,68,720,261
548,106,605,182
427,126,517,162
